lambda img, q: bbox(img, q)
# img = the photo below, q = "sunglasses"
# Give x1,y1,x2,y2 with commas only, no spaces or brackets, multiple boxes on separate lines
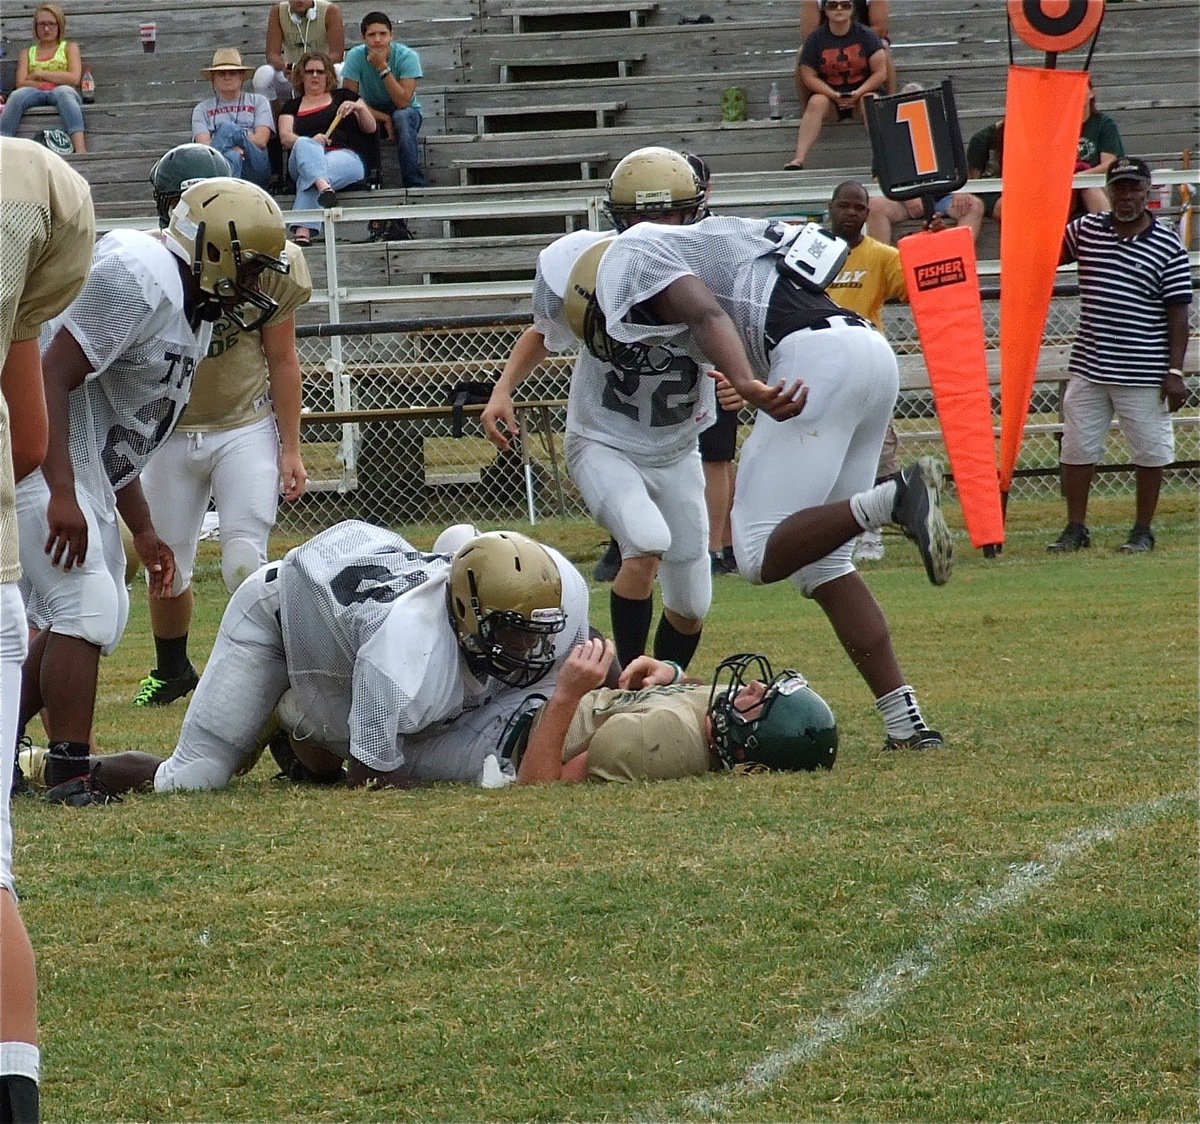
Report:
303,68,326,76
825,1,854,9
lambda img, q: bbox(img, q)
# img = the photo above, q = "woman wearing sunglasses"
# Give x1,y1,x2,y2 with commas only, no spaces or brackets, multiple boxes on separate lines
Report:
277,49,376,245
785,0,888,170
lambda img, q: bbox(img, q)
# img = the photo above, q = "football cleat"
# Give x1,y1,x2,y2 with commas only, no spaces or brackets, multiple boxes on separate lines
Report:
883,729,945,751
1119,526,1155,553
43,768,121,807
891,457,953,585
133,665,200,707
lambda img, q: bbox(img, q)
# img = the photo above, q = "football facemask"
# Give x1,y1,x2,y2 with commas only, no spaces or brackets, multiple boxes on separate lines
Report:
447,532,566,688
708,653,838,772
563,237,676,376
165,178,289,331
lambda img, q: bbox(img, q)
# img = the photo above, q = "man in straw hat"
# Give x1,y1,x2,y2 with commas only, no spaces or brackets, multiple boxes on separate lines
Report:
192,47,274,188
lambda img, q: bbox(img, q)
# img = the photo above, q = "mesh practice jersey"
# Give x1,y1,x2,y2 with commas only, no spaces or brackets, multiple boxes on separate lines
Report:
41,229,212,509
0,138,93,582
534,229,717,462
596,216,841,375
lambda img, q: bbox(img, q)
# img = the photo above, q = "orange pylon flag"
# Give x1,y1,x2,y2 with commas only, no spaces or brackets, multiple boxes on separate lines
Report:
899,225,1004,549
997,65,1089,495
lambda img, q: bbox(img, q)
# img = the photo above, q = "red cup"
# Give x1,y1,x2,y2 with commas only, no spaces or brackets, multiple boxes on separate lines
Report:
140,22,156,53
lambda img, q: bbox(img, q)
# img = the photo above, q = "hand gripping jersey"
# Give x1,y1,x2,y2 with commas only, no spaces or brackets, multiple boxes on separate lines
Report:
534,228,716,463
595,216,844,377
40,228,212,510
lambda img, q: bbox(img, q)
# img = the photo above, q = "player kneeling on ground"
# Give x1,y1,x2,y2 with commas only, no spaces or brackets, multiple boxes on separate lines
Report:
41,523,589,802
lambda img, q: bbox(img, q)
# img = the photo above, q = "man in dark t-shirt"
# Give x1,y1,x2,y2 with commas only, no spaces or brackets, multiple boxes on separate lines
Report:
786,0,887,170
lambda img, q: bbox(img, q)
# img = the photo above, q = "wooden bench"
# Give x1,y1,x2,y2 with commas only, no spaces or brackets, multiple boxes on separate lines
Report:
450,150,608,186
492,52,645,84
501,2,657,33
465,100,625,133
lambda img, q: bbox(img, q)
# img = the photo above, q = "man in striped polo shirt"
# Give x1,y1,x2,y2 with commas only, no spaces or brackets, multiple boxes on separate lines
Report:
1049,156,1192,554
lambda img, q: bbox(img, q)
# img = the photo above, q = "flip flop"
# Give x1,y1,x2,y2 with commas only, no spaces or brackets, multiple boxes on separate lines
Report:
783,161,805,171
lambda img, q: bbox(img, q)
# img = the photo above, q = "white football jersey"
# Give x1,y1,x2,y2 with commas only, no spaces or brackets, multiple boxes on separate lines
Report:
533,229,716,463
41,229,211,509
278,521,591,774
596,216,838,376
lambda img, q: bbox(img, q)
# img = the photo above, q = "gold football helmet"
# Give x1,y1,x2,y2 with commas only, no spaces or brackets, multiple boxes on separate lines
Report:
447,531,566,687
603,146,705,231
164,177,288,331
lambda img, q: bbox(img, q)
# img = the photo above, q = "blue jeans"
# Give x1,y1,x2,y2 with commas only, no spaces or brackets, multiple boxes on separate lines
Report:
0,85,86,137
210,122,271,188
287,137,366,233
391,105,426,187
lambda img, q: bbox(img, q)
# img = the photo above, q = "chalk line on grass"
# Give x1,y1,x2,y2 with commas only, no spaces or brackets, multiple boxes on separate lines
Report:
678,792,1192,1118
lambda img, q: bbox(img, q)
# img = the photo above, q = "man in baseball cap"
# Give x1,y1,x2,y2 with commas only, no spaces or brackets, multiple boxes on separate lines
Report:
1105,155,1152,185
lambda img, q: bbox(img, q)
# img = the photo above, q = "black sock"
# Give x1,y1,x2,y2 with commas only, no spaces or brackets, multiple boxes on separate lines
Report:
610,592,653,670
653,616,702,670
153,634,192,680
0,1074,39,1124
45,740,91,786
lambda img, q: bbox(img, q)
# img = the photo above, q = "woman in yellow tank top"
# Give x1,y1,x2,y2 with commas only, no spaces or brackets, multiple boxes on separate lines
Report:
0,4,87,153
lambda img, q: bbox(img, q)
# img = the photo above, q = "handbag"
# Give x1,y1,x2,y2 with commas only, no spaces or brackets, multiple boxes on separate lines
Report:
34,127,73,155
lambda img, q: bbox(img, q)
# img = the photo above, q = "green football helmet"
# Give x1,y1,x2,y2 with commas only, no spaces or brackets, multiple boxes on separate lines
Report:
708,653,838,772
149,143,233,227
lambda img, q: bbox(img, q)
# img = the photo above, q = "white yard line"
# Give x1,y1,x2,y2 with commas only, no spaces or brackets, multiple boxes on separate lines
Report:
677,792,1192,1119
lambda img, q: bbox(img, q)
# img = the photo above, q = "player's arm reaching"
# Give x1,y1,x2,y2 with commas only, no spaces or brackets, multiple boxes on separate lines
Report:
481,327,551,452
516,637,614,785
644,276,808,421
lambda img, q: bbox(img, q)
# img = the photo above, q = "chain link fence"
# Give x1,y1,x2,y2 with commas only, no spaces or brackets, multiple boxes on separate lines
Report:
283,292,1199,537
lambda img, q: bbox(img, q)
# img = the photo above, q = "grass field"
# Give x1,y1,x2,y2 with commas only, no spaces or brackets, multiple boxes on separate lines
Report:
12,492,1198,1122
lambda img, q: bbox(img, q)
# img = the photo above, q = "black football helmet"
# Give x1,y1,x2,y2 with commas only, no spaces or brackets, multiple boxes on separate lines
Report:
708,653,838,772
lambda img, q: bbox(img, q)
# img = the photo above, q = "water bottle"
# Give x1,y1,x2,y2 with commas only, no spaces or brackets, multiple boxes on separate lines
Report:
81,65,95,104
769,81,782,121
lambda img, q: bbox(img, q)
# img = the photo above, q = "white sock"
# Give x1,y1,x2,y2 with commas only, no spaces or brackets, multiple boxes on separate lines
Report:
874,684,928,739
850,479,898,531
0,1041,40,1082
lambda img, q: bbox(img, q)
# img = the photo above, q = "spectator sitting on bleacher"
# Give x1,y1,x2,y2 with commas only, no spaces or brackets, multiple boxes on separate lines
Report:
253,0,345,105
341,10,427,188
967,79,1125,232
785,0,887,171
278,50,376,246
192,49,274,189
0,4,86,154
797,0,896,104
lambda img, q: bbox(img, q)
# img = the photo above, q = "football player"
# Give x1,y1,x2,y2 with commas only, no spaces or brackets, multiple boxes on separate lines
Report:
564,215,952,751
1,136,95,1124
18,177,289,803
482,147,739,674
132,143,312,710
67,524,591,795
260,639,836,787
514,640,838,784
